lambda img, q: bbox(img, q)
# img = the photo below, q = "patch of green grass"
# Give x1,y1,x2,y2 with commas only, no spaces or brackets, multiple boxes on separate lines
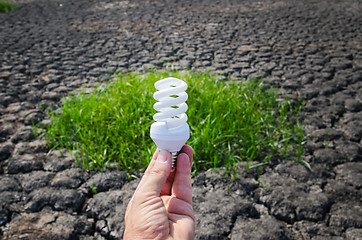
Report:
0,1,18,13
42,70,305,176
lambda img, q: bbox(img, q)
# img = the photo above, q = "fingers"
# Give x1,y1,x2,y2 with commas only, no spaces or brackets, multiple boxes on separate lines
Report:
160,169,176,196
172,151,193,205
180,145,193,166
136,145,193,199
161,145,193,196
162,196,194,219
137,150,172,196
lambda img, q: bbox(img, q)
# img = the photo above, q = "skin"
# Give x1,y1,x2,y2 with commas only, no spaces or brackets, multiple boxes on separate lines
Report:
124,145,195,240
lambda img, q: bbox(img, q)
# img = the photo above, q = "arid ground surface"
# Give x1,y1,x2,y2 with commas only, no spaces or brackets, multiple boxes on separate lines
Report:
0,0,362,239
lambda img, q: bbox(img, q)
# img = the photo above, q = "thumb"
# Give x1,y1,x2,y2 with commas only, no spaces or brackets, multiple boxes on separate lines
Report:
138,150,172,195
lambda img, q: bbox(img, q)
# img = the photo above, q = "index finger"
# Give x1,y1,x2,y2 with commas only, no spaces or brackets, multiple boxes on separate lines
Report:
171,148,193,204
180,145,193,166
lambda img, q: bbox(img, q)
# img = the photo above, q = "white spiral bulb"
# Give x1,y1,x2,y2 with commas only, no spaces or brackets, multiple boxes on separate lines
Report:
150,77,190,158
153,77,188,130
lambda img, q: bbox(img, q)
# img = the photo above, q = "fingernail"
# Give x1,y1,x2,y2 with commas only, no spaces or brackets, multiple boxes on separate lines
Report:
157,150,169,163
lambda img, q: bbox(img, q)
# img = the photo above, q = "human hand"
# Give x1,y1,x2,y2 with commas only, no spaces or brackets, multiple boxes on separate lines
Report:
124,145,194,240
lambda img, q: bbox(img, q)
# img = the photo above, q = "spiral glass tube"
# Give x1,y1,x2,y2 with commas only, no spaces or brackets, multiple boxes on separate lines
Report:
153,77,188,130
150,77,190,168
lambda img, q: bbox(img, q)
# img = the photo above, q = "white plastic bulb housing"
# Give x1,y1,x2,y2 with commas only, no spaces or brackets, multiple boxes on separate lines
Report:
150,77,190,152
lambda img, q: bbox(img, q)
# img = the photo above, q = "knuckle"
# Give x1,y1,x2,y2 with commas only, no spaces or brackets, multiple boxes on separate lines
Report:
150,167,164,175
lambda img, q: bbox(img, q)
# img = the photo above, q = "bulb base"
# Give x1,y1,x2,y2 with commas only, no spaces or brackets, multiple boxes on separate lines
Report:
171,152,178,168
150,122,190,152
